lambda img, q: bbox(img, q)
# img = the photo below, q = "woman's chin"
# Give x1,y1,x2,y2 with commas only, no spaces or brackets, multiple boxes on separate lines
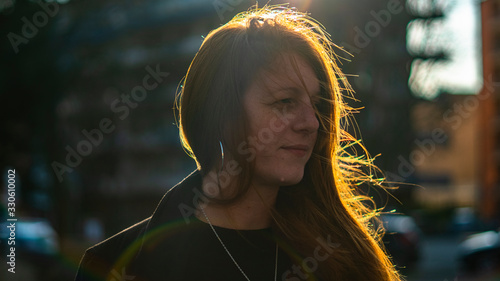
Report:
276,172,305,186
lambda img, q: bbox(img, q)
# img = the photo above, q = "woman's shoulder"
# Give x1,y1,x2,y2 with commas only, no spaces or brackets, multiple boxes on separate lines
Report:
75,217,151,281
88,216,151,257
75,170,202,281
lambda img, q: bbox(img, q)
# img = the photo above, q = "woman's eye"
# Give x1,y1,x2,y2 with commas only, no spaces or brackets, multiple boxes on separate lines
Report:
278,98,293,104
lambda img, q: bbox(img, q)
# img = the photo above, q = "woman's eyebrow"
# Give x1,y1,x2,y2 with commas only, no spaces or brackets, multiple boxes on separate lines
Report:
271,86,321,104
274,86,300,94
276,85,321,97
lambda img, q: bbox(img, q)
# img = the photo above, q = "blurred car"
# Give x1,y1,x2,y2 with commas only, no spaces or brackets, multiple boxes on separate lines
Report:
380,214,421,268
0,218,59,267
458,230,500,274
450,207,486,234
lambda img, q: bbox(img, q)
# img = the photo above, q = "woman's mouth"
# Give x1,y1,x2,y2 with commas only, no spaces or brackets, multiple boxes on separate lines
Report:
281,144,309,157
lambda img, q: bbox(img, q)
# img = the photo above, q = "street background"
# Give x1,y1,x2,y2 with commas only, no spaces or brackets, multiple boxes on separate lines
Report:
1,0,498,280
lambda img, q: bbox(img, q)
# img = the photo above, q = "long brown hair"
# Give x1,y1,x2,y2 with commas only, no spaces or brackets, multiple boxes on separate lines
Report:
176,5,401,281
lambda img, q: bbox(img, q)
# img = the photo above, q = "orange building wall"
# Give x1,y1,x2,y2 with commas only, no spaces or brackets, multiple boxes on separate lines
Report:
479,0,499,221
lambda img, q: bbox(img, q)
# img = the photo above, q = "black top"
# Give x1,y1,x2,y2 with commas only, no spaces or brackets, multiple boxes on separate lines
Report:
74,170,315,281
173,217,293,280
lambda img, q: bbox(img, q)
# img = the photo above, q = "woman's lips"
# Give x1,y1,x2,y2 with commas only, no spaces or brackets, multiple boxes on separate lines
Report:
281,145,310,157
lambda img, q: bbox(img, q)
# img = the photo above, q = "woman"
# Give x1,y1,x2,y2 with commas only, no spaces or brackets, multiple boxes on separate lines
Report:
76,6,401,281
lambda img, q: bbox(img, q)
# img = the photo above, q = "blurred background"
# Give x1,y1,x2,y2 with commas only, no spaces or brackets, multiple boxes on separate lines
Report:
0,0,498,280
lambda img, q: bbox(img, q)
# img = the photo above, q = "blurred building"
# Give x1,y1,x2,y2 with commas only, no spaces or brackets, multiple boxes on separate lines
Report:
307,0,415,209
314,0,414,176
411,94,479,209
51,0,226,236
395,1,488,229
478,0,500,224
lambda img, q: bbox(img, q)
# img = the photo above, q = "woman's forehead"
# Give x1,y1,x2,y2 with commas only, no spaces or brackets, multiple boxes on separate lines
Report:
257,54,320,93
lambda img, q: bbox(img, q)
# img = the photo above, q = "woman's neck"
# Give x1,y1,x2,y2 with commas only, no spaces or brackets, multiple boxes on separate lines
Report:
196,174,280,230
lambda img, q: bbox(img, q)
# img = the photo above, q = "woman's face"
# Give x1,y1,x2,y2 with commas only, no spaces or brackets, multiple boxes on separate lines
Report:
242,54,320,187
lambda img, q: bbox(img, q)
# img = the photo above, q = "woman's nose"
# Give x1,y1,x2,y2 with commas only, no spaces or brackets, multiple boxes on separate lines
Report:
291,102,319,134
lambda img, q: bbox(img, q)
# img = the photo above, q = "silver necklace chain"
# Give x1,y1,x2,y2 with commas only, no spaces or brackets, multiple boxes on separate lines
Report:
199,205,278,281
